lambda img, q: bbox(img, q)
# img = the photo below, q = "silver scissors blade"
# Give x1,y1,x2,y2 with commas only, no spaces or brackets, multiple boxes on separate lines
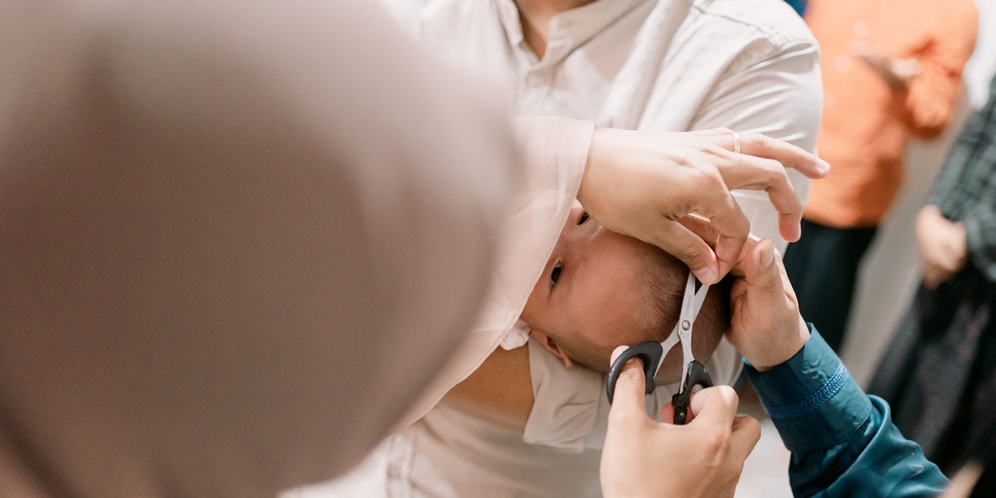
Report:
653,272,710,389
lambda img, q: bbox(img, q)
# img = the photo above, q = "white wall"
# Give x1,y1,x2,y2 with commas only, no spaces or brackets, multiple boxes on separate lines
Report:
842,0,996,386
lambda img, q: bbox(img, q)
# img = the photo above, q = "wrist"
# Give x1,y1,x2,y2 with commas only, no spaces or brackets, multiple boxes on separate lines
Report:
576,126,611,212
748,314,810,372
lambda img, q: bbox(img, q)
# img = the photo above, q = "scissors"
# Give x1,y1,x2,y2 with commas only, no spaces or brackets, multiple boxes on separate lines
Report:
605,272,713,425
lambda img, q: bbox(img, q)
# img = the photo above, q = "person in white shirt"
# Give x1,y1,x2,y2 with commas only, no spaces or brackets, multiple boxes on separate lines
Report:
294,0,822,495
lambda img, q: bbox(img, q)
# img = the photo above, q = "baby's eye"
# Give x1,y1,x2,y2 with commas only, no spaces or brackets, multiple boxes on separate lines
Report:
578,212,590,225
551,262,563,286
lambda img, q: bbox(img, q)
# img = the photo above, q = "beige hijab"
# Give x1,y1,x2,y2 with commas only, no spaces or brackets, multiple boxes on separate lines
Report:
0,0,522,496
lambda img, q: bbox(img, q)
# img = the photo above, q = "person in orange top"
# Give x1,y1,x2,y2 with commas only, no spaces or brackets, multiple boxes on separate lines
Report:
783,0,978,352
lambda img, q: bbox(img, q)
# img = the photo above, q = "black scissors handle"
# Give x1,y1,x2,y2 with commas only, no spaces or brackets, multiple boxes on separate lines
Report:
671,360,713,425
606,341,663,405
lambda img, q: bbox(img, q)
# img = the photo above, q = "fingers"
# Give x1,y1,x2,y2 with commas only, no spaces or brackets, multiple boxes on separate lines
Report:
743,239,782,293
676,213,719,242
729,415,762,464
736,132,830,180
608,346,653,423
650,220,721,284
694,128,829,179
686,385,740,429
717,154,804,243
685,183,750,281
660,401,676,425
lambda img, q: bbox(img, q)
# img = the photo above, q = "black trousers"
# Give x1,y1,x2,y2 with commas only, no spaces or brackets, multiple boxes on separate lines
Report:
782,219,878,352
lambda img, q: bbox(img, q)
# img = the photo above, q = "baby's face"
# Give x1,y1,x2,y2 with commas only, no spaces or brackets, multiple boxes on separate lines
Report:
521,203,689,373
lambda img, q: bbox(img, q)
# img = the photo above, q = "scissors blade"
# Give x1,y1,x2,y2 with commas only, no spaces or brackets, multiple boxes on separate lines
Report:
677,273,710,390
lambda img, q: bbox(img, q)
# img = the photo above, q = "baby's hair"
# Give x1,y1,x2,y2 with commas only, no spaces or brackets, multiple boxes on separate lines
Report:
641,251,686,344
555,247,732,373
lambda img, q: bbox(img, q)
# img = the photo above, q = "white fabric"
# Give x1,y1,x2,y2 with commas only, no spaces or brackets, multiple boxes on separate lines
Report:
304,0,822,496
398,115,593,427
524,337,743,453
383,0,821,249
0,1,544,497
500,319,533,351
291,338,742,498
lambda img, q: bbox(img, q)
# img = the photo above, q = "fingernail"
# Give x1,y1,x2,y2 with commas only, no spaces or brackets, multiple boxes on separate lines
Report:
817,159,831,174
694,266,717,285
610,345,628,364
759,242,775,268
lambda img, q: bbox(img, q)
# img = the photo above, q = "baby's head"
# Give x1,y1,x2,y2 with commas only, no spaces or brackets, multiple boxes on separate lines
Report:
520,203,731,383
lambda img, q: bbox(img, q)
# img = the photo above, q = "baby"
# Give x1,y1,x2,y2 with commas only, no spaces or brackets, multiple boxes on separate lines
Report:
519,202,732,386
348,204,744,498
302,202,744,498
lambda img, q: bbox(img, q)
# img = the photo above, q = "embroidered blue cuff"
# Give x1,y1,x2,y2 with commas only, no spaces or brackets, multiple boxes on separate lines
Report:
745,326,873,454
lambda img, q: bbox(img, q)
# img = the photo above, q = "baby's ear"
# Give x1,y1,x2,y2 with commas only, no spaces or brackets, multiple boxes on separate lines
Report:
530,329,574,368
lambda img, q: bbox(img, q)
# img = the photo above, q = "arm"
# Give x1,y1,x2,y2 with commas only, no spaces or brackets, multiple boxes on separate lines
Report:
919,77,996,286
893,2,978,139
745,330,949,497
724,240,949,497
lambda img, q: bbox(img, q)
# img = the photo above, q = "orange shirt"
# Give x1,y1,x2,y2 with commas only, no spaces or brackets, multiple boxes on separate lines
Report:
804,0,977,228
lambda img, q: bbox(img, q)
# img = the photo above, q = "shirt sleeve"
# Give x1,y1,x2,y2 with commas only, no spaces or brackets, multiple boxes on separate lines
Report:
688,33,822,250
745,328,949,498
399,115,593,427
963,194,996,281
926,77,996,215
898,1,978,139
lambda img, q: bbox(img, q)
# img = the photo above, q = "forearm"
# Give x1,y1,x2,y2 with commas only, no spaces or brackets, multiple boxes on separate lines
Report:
746,329,948,497
897,3,977,138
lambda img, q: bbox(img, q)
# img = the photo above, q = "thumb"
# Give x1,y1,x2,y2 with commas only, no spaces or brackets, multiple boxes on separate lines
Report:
608,346,653,423
686,386,739,429
744,239,782,295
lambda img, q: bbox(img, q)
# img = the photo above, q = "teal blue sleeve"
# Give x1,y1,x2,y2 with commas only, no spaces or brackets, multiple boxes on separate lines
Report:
744,327,949,497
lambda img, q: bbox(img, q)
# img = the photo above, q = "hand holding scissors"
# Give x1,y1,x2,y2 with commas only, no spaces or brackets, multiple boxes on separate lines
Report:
606,272,714,424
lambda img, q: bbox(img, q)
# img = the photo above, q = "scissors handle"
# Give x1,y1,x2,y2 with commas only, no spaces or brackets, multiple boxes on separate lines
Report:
671,360,713,425
605,341,663,405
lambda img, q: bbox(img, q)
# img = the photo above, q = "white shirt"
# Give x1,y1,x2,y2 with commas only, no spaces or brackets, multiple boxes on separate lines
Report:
394,0,822,424
296,0,821,496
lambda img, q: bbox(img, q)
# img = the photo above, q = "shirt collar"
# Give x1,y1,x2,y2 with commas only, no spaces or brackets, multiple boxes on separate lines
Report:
494,0,648,66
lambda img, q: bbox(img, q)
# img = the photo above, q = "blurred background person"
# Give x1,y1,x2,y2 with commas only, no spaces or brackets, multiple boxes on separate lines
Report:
783,0,978,352
870,73,996,498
